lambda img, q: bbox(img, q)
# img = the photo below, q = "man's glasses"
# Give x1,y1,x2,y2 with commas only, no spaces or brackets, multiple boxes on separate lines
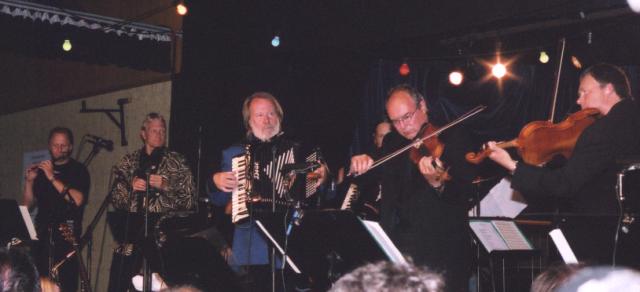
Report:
390,107,419,126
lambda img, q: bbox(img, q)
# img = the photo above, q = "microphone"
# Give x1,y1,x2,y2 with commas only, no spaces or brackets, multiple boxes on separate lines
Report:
281,161,321,174
86,134,114,151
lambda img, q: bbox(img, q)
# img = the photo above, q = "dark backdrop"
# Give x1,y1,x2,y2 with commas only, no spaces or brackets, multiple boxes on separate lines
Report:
170,1,640,201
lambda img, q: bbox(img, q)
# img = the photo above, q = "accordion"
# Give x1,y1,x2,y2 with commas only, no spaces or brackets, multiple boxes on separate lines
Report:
228,137,323,223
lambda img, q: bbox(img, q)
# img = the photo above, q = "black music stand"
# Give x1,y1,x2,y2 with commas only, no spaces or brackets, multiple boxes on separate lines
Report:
470,217,541,292
0,199,32,246
256,210,402,290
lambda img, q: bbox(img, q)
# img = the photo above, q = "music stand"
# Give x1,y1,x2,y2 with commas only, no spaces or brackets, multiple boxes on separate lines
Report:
0,199,32,246
256,210,404,290
469,217,541,292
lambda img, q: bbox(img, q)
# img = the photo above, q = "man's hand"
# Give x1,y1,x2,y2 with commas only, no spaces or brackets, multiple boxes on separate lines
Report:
417,156,447,188
132,177,147,192
149,174,167,191
38,160,55,181
486,141,518,172
25,164,39,183
309,163,329,188
213,171,238,192
350,154,374,176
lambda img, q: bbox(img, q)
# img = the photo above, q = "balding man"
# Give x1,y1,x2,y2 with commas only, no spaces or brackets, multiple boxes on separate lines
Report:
350,84,477,292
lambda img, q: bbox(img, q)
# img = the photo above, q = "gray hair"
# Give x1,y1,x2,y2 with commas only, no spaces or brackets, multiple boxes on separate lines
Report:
329,261,445,292
141,112,167,131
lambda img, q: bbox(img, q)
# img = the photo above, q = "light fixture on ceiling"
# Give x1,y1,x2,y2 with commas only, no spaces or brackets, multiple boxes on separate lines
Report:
449,70,464,86
399,61,410,76
491,63,507,79
176,2,188,16
271,35,280,47
539,51,549,64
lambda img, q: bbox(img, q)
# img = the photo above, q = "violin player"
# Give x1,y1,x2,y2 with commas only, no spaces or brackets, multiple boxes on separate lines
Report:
350,84,478,292
486,63,640,267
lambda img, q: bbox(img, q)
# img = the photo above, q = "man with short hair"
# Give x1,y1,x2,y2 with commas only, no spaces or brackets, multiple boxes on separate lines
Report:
110,113,195,212
108,112,196,291
487,63,640,267
350,84,477,292
23,126,90,292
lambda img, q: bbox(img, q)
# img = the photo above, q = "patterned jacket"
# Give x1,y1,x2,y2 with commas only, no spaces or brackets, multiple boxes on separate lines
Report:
111,148,195,213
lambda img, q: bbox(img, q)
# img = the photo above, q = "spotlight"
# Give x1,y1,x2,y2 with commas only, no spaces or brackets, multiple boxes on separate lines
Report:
399,62,410,76
539,51,549,64
628,0,640,13
449,71,464,86
491,63,506,79
271,35,280,47
62,39,72,52
176,2,188,16
571,56,582,69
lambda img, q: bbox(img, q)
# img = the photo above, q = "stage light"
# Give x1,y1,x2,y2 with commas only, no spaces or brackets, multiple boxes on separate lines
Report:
628,0,640,13
539,51,549,64
271,35,280,47
491,63,506,79
62,39,72,52
399,62,410,76
571,56,582,69
176,2,188,16
449,71,463,86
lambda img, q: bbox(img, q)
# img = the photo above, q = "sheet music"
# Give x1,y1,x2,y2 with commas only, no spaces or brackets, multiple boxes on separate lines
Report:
18,205,38,240
549,228,578,264
468,177,527,218
361,220,407,264
492,220,532,250
469,221,509,252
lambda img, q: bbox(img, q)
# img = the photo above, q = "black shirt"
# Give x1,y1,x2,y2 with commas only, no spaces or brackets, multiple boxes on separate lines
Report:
377,124,477,292
33,158,90,237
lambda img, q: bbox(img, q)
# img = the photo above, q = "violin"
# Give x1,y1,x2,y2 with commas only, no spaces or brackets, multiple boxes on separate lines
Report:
465,108,601,165
352,105,486,176
408,123,452,181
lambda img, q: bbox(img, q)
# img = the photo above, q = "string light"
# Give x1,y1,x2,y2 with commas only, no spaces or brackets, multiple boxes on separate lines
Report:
62,39,72,52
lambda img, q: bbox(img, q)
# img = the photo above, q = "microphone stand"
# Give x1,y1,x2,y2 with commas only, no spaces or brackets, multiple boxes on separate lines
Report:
80,141,103,282
271,145,277,292
143,171,152,292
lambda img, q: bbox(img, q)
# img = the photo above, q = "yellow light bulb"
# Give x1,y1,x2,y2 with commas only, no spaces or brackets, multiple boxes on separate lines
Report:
62,39,72,52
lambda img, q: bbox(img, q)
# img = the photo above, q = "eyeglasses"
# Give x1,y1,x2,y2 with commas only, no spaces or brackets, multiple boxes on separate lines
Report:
390,107,419,126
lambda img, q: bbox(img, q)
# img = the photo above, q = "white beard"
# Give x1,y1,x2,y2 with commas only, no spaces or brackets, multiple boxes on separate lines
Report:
253,123,281,142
